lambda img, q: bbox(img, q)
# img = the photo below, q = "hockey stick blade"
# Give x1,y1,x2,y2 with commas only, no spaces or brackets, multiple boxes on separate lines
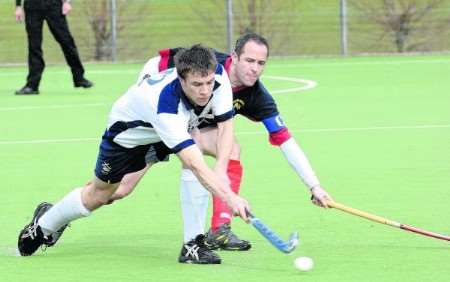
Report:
247,211,299,253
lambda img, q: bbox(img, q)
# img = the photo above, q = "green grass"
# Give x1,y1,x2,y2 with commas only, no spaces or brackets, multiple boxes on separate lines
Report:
1,55,450,281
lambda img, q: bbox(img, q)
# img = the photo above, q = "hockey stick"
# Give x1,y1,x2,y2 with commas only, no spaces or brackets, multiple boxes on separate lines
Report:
326,200,450,242
247,211,299,253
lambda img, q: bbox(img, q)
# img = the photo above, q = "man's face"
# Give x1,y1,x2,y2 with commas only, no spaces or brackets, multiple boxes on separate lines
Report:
180,71,215,106
232,41,268,87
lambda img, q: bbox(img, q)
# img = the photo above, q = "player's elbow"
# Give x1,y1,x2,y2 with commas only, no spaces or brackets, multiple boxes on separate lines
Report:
269,128,292,146
183,158,204,175
177,145,205,174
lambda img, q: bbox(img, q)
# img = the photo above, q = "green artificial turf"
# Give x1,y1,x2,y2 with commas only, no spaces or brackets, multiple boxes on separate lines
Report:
0,54,449,281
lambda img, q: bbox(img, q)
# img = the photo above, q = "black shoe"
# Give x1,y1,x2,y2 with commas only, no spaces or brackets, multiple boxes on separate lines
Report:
31,202,68,247
17,202,67,256
15,86,39,95
205,224,251,251
178,234,221,264
74,78,93,88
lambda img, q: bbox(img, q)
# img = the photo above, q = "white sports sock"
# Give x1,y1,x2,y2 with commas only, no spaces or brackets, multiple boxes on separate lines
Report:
38,188,91,235
180,169,210,243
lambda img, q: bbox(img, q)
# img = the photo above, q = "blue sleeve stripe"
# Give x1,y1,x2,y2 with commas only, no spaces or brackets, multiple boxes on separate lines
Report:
262,115,286,133
215,64,224,75
214,110,234,123
157,80,181,114
105,121,153,140
171,139,195,153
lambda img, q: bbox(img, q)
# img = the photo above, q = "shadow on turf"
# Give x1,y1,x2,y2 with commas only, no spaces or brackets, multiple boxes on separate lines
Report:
0,245,21,257
11,233,182,261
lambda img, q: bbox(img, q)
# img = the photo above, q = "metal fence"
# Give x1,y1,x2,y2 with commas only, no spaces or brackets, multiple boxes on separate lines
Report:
1,0,449,65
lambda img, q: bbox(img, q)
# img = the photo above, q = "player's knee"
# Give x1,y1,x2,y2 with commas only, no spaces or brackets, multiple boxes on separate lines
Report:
83,191,113,208
95,196,113,206
98,191,117,205
84,181,118,208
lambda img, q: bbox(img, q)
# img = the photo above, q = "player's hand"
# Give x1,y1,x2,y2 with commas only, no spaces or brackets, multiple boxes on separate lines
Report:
310,186,333,208
15,7,24,22
62,2,72,15
226,193,250,223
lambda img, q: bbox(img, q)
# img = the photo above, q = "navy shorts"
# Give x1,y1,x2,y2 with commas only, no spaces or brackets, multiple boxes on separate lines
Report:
144,142,171,164
94,136,172,184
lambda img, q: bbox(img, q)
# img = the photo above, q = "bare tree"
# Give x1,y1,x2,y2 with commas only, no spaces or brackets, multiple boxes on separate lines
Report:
85,0,112,60
84,0,146,61
188,1,226,48
190,0,301,55
234,0,302,53
350,0,445,52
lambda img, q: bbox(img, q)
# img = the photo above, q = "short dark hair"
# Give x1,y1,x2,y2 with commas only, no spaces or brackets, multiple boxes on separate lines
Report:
234,33,269,58
174,44,217,79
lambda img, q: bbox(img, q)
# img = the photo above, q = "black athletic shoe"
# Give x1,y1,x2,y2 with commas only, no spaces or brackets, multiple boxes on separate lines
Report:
15,86,39,95
74,78,93,88
31,202,68,247
205,224,251,251
178,234,221,264
17,202,67,256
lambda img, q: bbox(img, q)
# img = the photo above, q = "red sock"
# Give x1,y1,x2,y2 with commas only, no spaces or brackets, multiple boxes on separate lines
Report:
211,160,243,231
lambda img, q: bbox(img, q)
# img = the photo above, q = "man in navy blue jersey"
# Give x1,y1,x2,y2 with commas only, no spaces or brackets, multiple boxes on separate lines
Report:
110,33,334,257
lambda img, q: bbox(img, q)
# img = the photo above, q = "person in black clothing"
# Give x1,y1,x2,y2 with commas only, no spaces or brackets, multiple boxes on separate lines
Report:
15,0,93,95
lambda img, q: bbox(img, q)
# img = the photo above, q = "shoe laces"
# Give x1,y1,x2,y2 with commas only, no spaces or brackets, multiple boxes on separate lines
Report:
21,222,39,240
183,244,200,261
21,218,53,247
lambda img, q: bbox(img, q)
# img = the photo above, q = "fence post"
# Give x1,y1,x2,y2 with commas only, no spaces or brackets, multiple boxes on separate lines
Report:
340,0,348,56
226,0,233,53
110,0,117,62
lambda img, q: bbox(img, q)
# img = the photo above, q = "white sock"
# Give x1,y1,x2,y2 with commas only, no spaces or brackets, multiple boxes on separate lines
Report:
38,188,91,235
180,169,209,243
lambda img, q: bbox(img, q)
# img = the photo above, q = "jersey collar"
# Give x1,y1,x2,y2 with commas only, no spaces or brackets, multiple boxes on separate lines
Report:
178,78,217,113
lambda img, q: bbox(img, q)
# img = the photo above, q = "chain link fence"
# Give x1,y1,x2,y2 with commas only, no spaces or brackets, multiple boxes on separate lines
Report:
1,0,449,65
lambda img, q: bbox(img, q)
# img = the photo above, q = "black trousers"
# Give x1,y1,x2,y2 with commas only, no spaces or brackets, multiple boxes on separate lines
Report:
24,1,84,89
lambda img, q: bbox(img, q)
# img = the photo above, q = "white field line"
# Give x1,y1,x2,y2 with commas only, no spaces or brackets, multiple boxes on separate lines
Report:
263,75,317,93
0,245,21,257
0,137,98,145
269,58,450,68
0,103,109,112
236,124,450,135
0,69,138,76
0,75,316,113
1,57,449,76
1,124,448,145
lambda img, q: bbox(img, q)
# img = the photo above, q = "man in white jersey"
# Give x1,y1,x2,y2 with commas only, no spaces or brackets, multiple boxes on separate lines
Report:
17,45,250,264
106,34,334,255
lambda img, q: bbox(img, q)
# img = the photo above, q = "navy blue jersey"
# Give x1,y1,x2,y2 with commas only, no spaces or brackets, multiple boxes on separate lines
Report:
157,48,280,123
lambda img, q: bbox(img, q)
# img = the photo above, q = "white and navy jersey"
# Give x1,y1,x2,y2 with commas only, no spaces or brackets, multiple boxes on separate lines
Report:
141,49,280,122
140,49,290,145
105,65,233,153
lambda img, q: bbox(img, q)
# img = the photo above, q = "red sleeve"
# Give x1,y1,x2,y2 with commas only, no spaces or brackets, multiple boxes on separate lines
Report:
158,49,171,72
269,127,291,146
